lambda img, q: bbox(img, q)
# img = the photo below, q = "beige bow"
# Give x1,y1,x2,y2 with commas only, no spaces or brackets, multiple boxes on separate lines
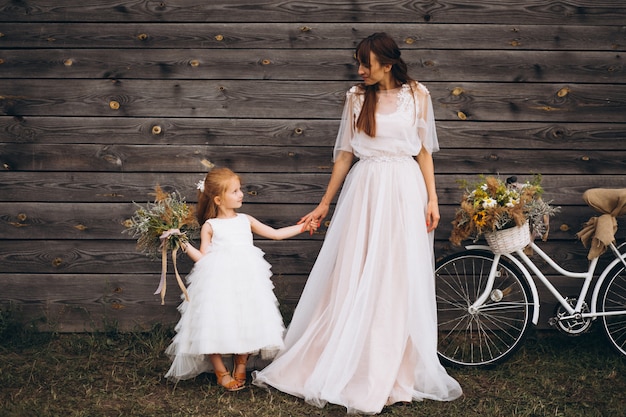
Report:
577,189,626,260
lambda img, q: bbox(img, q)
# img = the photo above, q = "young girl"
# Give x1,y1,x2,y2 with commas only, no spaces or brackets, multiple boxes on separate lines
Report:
164,167,316,391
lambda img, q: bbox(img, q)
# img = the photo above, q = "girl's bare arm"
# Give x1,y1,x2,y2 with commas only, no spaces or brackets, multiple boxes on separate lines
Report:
181,222,213,262
247,215,316,240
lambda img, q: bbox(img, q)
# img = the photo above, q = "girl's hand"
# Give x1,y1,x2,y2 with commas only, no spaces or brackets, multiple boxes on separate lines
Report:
300,218,319,235
298,202,329,235
426,200,440,233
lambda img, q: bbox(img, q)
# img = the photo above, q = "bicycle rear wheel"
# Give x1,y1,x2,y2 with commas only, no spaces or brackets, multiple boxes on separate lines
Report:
435,250,533,367
599,264,626,357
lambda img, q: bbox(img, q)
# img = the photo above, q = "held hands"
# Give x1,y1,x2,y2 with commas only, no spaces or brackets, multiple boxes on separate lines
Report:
299,217,320,235
298,202,329,235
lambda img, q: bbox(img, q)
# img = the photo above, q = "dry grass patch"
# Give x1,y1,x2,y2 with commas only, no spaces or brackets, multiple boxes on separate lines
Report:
1,312,625,416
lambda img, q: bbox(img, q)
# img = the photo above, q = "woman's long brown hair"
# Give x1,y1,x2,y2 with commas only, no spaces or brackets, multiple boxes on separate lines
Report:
355,32,413,137
196,167,240,224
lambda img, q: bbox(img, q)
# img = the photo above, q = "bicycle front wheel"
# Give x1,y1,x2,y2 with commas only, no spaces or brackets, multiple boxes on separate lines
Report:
599,264,626,357
435,250,533,367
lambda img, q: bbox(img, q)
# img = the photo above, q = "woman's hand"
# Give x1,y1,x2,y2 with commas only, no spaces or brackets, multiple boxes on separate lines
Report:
299,217,319,234
297,151,353,235
426,200,440,233
298,202,329,235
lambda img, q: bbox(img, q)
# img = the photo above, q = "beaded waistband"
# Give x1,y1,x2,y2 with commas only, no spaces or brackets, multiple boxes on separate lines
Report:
359,155,414,163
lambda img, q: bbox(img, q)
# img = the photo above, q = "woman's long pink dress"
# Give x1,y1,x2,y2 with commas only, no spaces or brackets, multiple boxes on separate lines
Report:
253,82,462,414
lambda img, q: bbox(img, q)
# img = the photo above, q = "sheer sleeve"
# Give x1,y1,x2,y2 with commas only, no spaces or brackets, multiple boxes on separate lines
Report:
332,87,360,161
414,82,440,154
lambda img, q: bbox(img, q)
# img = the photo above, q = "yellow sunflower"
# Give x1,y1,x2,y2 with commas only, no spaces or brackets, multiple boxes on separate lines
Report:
473,211,487,227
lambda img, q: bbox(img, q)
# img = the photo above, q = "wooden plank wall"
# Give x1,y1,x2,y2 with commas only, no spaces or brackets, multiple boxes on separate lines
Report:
1,1,625,331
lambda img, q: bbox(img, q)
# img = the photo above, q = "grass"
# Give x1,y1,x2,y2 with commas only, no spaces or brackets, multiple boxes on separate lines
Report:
1,312,626,417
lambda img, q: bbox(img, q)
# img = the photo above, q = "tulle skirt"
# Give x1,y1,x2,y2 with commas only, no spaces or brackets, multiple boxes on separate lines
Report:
253,157,462,414
165,244,285,382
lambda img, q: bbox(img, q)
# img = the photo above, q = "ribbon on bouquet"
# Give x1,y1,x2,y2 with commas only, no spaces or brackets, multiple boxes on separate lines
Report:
154,228,190,305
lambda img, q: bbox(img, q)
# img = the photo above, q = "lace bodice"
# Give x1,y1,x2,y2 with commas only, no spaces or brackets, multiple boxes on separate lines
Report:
333,81,439,161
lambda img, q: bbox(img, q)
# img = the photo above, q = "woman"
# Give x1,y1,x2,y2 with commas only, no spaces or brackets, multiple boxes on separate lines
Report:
253,32,462,414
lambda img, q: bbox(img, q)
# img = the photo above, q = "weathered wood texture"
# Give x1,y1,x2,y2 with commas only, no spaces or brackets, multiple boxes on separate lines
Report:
1,1,625,332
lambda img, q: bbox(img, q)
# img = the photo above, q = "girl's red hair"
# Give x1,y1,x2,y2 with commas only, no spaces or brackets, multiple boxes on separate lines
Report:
196,168,240,223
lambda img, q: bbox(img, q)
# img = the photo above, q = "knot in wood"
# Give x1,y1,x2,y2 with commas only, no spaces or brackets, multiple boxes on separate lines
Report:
109,100,120,110
215,34,224,41
560,224,570,232
452,87,464,96
300,26,311,32
489,154,499,161
557,87,570,97
581,155,590,161
404,37,415,45
52,258,63,267
152,125,162,135
189,59,200,67
137,33,148,41
551,128,564,138
262,59,271,65
64,59,73,66
457,111,467,120
201,159,215,169
102,153,122,166
98,147,122,166
294,128,304,135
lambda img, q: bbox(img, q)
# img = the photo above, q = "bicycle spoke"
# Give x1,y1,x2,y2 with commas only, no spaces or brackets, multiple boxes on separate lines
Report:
435,251,531,366
601,266,626,357
437,266,472,305
477,310,524,346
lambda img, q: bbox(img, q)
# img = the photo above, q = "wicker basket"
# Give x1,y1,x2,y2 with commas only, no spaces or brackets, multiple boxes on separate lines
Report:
484,221,531,254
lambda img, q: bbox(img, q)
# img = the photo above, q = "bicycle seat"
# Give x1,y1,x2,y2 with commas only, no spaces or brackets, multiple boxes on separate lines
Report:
577,188,626,260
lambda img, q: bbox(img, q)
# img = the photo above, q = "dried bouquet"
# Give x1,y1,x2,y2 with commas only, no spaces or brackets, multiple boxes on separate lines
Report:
124,185,199,304
449,175,559,246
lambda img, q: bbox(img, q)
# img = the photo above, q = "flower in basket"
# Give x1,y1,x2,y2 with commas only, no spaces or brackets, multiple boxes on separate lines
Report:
449,174,559,247
124,185,199,304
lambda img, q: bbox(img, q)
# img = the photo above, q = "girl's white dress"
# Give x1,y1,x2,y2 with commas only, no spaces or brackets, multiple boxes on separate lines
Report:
253,82,462,414
165,213,285,382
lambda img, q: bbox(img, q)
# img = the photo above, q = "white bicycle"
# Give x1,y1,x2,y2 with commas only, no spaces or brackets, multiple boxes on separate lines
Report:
435,188,626,367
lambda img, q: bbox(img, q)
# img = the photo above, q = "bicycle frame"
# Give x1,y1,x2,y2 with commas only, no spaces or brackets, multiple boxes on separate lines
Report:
465,241,626,325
